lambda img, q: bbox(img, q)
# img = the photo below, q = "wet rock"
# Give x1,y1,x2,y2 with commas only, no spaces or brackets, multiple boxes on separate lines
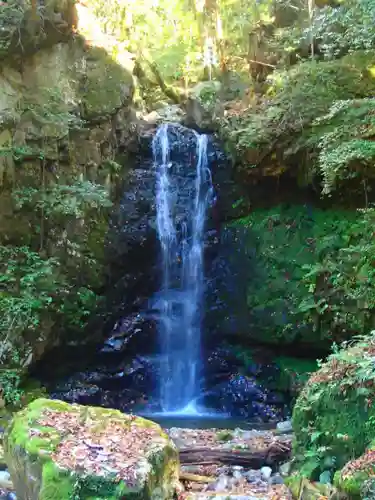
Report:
50,356,157,413
205,348,241,386
244,469,262,483
204,374,284,421
100,313,151,354
269,473,284,485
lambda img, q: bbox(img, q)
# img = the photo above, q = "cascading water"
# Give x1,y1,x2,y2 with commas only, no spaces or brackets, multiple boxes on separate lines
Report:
153,124,214,413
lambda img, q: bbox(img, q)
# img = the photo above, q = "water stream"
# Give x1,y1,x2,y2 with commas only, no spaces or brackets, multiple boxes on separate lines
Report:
153,124,214,413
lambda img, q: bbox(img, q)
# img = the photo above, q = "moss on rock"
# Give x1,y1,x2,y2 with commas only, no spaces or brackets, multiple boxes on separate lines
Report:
81,46,134,120
333,445,375,498
285,474,337,499
221,50,375,192
229,205,371,347
4,398,179,499
292,334,375,481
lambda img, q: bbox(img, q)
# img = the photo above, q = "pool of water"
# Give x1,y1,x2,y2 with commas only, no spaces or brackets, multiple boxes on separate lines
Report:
137,413,276,430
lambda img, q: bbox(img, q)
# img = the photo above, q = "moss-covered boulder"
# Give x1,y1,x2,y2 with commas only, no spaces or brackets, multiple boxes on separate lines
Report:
286,474,337,500
292,334,375,481
334,447,375,498
4,398,179,499
185,81,224,131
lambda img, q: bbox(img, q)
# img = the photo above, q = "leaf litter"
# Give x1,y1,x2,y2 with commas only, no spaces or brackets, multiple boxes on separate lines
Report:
31,409,164,485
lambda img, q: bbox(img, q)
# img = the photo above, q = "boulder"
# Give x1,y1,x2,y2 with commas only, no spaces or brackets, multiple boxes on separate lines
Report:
334,446,375,498
185,81,224,131
292,333,375,480
4,398,179,499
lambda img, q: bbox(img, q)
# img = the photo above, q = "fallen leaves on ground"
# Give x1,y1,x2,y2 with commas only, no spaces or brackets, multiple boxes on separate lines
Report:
341,449,375,479
31,409,163,485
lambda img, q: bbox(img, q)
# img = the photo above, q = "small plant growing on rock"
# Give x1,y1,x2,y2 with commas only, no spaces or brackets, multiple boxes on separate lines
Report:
216,430,234,442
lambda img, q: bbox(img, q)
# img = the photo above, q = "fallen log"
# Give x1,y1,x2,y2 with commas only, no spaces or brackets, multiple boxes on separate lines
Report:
179,441,291,468
179,472,216,484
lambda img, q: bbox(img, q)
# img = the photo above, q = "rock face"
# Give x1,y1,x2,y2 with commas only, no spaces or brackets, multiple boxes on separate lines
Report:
4,398,179,499
0,2,135,185
0,0,137,368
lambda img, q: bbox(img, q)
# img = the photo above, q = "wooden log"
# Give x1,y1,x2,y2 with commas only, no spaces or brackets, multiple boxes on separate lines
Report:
180,472,216,484
179,442,291,468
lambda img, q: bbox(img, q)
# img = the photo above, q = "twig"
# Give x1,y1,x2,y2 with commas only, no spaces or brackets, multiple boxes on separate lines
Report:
248,59,275,68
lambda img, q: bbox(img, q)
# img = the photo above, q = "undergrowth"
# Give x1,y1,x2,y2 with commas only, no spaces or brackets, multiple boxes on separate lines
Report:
293,332,375,480
232,205,375,345
221,52,375,196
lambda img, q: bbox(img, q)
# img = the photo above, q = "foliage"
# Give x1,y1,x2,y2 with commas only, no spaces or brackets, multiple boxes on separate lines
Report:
0,0,25,57
89,0,276,85
292,332,375,481
232,204,375,345
314,98,375,194
0,178,112,368
0,245,63,364
0,369,24,406
13,181,112,219
311,0,375,58
221,51,375,195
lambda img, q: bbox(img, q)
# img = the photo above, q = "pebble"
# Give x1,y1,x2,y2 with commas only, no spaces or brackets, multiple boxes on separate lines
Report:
276,420,293,433
260,466,272,481
0,472,10,484
232,465,243,471
215,474,230,491
244,469,262,483
189,496,260,500
269,473,284,485
232,469,242,480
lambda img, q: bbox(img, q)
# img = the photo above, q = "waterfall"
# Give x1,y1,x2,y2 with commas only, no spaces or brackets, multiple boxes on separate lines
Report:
153,124,214,413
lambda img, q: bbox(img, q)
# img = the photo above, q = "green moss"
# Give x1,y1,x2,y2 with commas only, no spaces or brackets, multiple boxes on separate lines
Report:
274,357,317,394
216,430,234,442
81,47,134,119
221,50,375,192
5,398,179,500
229,204,369,346
40,462,75,500
292,335,375,481
6,398,75,454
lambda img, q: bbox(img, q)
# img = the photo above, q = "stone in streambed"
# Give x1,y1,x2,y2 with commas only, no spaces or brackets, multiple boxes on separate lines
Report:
4,398,179,499
260,466,273,481
276,420,293,434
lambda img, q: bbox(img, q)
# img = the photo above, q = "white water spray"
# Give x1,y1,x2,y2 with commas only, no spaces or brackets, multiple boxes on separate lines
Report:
153,124,213,413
